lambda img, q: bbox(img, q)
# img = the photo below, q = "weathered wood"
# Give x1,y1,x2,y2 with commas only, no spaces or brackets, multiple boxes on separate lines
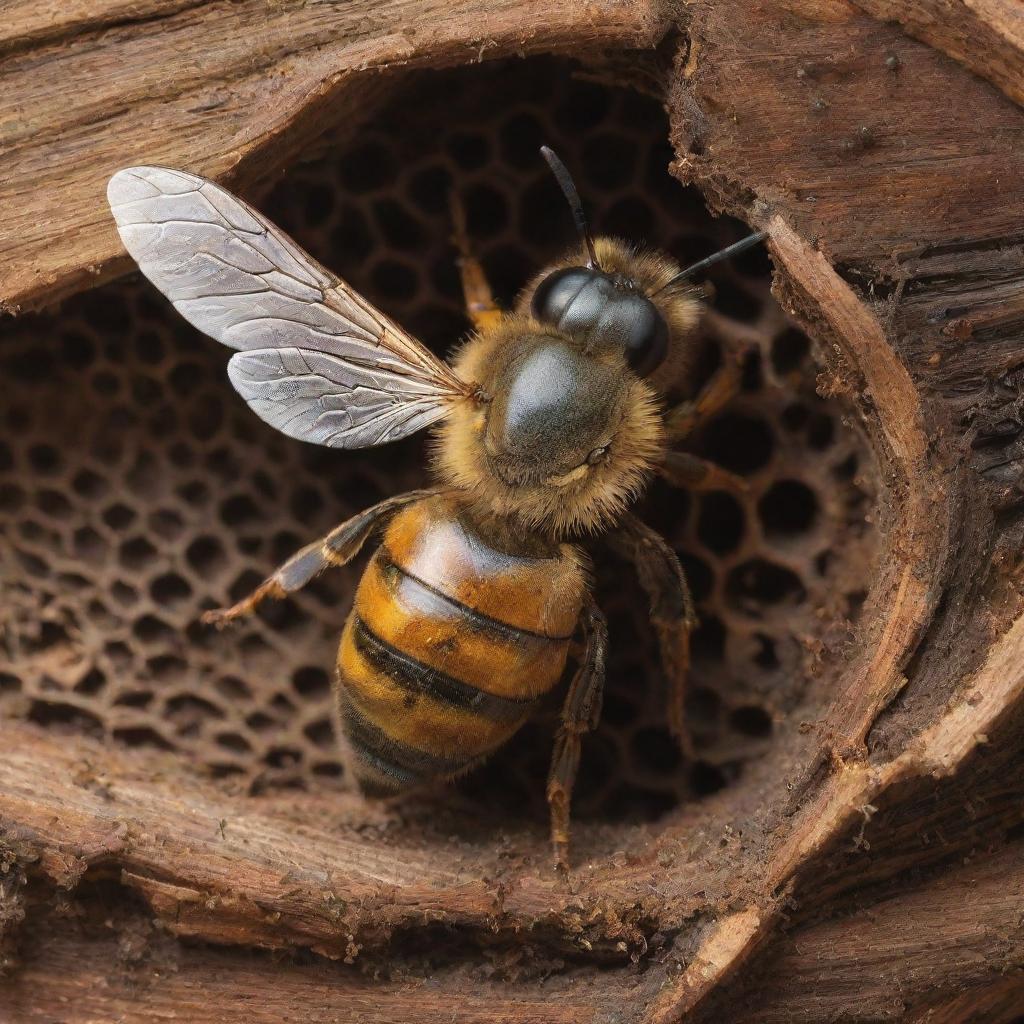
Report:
0,0,667,313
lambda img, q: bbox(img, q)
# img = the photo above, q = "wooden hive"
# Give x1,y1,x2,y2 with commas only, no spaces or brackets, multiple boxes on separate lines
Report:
1,3,1023,1021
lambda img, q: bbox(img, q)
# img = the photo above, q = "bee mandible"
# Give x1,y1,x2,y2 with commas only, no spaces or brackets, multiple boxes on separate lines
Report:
107,149,765,868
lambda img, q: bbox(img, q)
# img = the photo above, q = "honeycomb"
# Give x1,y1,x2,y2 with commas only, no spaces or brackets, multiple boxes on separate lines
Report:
0,58,876,824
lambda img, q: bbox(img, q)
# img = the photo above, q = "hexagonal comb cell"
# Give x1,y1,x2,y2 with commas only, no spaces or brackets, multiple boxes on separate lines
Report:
0,58,876,823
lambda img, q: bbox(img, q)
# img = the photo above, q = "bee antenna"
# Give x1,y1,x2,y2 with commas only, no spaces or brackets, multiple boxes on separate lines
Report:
540,145,600,270
653,231,768,296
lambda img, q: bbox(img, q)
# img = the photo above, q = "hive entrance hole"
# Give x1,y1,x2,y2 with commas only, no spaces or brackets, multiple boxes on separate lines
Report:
0,58,875,830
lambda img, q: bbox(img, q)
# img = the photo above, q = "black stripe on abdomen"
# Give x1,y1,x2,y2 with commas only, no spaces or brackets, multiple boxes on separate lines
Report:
352,615,538,725
338,692,470,788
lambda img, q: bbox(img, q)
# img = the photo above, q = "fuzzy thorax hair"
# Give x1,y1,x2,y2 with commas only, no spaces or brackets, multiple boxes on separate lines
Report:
433,315,664,539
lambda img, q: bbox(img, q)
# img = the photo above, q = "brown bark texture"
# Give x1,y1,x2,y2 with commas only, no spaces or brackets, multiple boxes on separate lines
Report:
3,0,1024,1021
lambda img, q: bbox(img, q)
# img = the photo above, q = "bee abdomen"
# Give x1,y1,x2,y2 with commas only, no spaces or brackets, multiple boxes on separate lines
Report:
335,496,586,792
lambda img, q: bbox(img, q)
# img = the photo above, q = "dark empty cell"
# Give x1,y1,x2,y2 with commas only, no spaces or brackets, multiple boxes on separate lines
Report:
28,444,61,475
482,245,534,306
572,732,617,805
87,599,118,630
36,488,72,519
303,181,335,224
741,348,763,391
758,480,818,537
429,252,463,304
370,259,418,302
220,493,261,526
601,690,638,728
312,762,344,779
246,711,276,732
730,705,773,738
188,395,225,441
711,279,761,323
600,784,676,823
132,610,174,643
697,491,745,555
677,552,714,603
499,110,545,168
131,374,162,406
74,668,106,696
553,79,610,133
148,509,184,540
29,700,104,739
0,672,22,693
289,484,325,521
150,572,193,606
753,633,779,670
781,403,809,431
599,197,655,240
372,198,425,252
80,291,132,334
304,718,335,749
169,362,205,399
147,654,188,681
338,140,396,193
91,434,123,466
271,693,296,715
166,694,224,722
445,130,490,170
125,453,161,498
0,441,12,473
698,413,774,475
815,550,831,576
691,614,726,662
58,572,91,591
271,530,302,563
73,526,108,563
731,240,772,280
186,536,226,574
726,559,806,611
215,675,252,701
615,87,662,131
581,132,637,191
518,175,571,250
463,183,508,238
407,163,454,216
216,731,252,754
771,327,810,374
685,685,722,726
330,205,374,271
293,666,330,698
407,304,470,352
120,536,157,571
111,581,138,607
807,413,835,450
630,727,682,776
113,726,176,751
0,483,26,512
91,370,121,397
265,746,302,769
637,477,691,538
690,760,728,796
135,330,165,365
60,328,97,369
103,503,136,530
114,690,153,708
833,453,859,480
104,640,134,669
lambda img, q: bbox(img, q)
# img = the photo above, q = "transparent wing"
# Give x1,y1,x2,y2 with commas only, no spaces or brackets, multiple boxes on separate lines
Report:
107,165,471,448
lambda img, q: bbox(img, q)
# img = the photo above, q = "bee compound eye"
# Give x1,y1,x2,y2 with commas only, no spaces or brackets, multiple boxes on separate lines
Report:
530,267,599,327
615,297,670,378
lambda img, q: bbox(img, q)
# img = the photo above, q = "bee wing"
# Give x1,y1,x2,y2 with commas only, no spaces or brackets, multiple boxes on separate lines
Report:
107,165,472,448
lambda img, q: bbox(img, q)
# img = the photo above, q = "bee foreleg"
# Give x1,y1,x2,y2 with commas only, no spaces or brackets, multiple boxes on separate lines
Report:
450,188,503,332
659,451,749,494
547,600,607,872
664,345,745,443
607,514,696,756
201,488,438,628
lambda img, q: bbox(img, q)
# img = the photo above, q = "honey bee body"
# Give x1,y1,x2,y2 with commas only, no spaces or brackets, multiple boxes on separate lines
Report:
107,151,764,866
337,493,585,792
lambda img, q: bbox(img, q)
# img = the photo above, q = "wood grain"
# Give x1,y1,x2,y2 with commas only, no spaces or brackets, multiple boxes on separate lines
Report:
0,0,667,313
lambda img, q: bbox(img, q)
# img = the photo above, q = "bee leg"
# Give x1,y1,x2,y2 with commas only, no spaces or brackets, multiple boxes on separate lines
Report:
607,514,696,756
450,188,503,332
660,451,749,494
201,488,437,627
547,601,607,872
664,345,746,444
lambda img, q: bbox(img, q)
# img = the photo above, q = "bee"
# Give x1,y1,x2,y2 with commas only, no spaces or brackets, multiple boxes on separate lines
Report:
107,149,765,868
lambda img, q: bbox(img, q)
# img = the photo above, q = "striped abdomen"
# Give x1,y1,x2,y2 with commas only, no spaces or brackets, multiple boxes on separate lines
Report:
335,495,587,793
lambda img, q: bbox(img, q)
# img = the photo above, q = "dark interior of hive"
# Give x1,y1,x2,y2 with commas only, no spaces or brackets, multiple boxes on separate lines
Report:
0,59,877,839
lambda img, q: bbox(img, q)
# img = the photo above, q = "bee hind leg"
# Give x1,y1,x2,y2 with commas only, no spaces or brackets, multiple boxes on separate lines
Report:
664,344,746,445
450,188,503,332
201,489,437,627
547,600,607,872
660,451,749,494
607,513,696,757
